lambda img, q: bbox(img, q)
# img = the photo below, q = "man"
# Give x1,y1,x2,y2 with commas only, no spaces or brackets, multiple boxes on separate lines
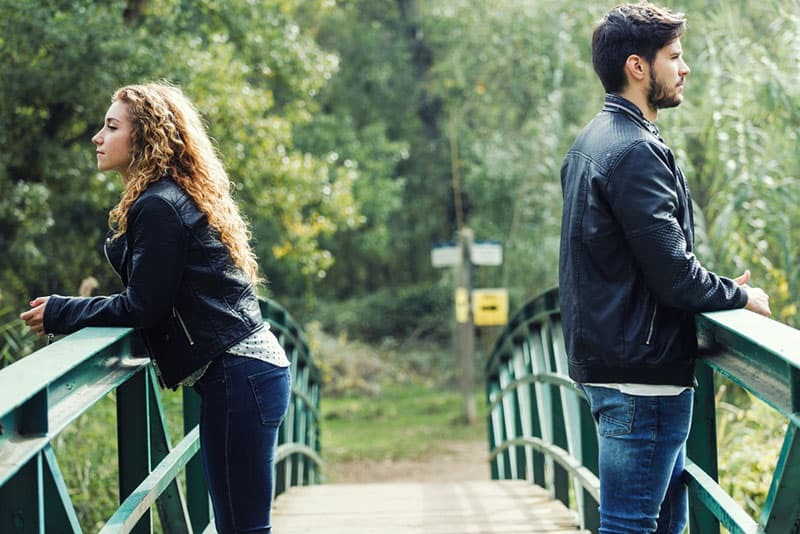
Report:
558,3,771,533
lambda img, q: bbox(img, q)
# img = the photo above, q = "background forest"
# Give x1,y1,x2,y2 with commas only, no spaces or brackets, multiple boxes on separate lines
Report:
2,0,799,349
1,0,798,526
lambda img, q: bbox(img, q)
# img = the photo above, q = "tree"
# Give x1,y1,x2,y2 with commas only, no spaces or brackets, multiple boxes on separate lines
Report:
0,0,360,322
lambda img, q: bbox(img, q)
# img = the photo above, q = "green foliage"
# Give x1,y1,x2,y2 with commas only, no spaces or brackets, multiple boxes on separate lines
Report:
715,382,788,518
664,0,800,326
0,0,359,329
312,282,452,344
0,309,38,368
51,396,121,531
294,0,452,296
5,0,799,332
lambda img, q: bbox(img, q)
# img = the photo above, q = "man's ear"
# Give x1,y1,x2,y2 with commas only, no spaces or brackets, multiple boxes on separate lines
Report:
624,54,648,83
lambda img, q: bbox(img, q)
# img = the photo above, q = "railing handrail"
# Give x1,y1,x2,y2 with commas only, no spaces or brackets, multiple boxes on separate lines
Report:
0,326,133,428
486,287,800,534
0,297,322,533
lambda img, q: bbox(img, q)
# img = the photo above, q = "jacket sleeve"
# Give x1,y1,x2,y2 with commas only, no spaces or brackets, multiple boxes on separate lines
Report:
606,140,747,311
44,195,189,334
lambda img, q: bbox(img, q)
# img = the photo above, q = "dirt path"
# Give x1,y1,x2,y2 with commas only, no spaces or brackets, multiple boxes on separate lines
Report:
325,440,490,484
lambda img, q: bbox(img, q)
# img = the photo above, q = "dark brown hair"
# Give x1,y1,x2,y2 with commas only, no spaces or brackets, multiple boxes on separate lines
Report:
592,2,686,93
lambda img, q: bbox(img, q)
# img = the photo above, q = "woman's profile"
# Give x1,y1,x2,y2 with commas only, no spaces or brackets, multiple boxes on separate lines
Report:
21,82,290,533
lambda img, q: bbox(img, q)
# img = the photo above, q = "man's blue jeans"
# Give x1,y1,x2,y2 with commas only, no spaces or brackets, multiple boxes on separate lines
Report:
580,385,693,534
196,355,291,533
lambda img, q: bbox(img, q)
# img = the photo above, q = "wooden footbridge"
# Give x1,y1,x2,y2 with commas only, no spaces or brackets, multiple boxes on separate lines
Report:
272,480,585,533
2,289,799,533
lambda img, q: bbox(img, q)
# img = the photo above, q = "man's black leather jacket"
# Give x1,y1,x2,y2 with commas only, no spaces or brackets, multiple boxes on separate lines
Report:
559,94,747,386
44,178,264,389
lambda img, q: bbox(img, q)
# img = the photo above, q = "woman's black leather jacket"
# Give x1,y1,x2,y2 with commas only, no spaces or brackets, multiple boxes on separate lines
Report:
44,178,263,389
558,94,747,386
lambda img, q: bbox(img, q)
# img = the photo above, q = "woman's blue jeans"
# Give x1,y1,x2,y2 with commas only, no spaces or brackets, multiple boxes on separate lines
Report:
580,385,693,534
195,355,291,533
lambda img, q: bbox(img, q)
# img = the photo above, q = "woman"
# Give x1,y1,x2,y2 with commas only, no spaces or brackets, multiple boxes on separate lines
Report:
20,82,291,533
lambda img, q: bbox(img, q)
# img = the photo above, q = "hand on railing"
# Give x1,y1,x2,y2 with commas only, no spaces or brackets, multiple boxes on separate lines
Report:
19,296,50,336
733,270,771,317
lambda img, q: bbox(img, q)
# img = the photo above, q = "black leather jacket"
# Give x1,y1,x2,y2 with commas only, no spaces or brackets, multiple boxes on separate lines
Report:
558,94,747,386
44,178,264,389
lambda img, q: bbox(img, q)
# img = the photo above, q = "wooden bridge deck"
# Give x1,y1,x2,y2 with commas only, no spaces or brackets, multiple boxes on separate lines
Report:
271,479,588,533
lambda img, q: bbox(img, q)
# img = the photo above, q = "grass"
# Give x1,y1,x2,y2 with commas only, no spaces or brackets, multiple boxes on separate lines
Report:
308,323,490,466
321,383,487,464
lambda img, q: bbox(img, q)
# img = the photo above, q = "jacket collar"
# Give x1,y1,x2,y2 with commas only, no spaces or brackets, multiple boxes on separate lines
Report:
603,93,661,139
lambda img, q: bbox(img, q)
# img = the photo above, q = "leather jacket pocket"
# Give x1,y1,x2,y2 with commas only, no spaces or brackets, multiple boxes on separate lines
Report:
142,307,197,387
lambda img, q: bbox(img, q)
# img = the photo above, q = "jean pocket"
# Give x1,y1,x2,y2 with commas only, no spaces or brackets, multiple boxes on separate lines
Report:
598,396,635,437
249,366,291,426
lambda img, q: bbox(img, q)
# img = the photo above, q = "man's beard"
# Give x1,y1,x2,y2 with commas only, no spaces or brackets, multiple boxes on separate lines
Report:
648,69,682,110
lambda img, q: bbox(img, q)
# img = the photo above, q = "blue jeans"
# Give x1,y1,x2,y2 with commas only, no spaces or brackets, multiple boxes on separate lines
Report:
580,385,693,534
196,355,291,533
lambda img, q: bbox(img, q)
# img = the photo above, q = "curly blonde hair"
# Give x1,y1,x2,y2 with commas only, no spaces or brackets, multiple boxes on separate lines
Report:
106,82,260,283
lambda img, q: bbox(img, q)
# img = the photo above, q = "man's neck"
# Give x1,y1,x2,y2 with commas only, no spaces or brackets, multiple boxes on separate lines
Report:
616,89,657,122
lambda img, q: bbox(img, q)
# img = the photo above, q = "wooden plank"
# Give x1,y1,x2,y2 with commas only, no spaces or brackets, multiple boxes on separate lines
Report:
272,480,588,533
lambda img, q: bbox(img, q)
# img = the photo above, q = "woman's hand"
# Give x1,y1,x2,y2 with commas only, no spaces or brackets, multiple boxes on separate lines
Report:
20,296,50,336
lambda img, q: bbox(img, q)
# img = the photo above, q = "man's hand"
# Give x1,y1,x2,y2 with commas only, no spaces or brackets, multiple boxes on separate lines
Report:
734,270,771,317
20,296,50,336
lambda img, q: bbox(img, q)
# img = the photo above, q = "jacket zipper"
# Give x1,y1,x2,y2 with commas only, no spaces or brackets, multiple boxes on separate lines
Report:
103,237,128,282
103,238,121,278
173,308,195,346
645,304,657,345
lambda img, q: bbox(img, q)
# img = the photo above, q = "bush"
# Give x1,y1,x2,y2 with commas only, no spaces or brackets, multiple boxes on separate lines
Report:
313,282,453,344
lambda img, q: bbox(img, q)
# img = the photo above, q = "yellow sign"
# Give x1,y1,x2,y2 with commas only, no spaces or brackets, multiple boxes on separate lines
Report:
454,287,470,323
472,288,509,326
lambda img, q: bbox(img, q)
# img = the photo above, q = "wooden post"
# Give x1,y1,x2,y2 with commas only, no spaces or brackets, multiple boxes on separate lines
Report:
454,227,477,424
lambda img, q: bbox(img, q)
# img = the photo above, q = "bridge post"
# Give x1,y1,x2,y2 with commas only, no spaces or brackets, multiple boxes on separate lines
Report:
117,368,152,534
687,364,720,534
550,380,570,507
183,386,210,532
578,397,600,532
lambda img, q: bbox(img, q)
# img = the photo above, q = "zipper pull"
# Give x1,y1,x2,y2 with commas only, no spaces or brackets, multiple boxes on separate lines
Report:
172,307,196,346
47,333,55,345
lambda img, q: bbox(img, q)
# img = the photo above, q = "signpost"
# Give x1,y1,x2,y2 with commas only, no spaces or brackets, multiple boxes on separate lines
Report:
432,228,505,425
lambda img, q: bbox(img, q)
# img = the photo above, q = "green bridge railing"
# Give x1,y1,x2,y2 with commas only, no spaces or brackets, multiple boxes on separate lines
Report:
486,287,800,534
0,298,322,533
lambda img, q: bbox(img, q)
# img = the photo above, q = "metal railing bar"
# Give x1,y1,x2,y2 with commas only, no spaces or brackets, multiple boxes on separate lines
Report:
0,434,45,488
698,312,800,411
487,374,577,411
0,327,132,417
684,461,760,534
290,387,320,423
699,310,800,368
488,437,600,501
42,445,82,532
274,443,324,470
0,356,149,486
99,426,201,533
49,356,150,435
700,352,791,417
